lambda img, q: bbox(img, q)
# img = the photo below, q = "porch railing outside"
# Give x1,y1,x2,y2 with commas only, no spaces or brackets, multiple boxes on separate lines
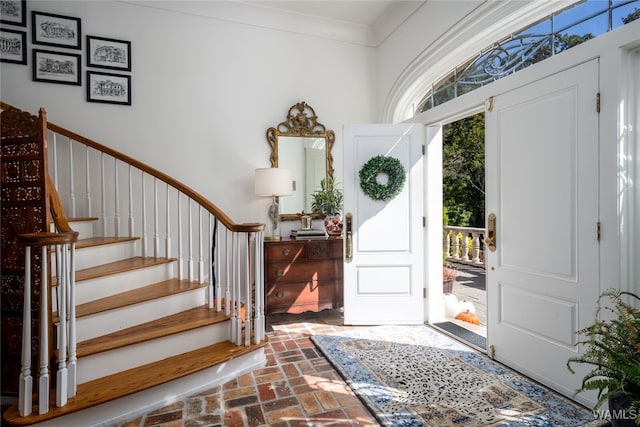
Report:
443,226,486,267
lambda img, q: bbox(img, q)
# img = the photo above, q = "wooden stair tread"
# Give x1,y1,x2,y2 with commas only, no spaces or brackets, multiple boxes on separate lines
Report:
2,339,268,426
71,279,207,318
50,236,139,252
75,236,139,249
77,306,228,357
67,217,98,222
75,256,175,282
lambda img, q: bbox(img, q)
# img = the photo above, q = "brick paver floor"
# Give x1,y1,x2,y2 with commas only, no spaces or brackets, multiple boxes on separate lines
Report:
115,309,379,427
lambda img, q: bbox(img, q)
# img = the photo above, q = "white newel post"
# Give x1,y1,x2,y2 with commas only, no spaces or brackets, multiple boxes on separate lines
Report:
19,246,33,417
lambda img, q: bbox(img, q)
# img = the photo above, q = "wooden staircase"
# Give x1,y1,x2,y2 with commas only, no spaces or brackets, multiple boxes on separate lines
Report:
1,104,267,426
3,217,268,426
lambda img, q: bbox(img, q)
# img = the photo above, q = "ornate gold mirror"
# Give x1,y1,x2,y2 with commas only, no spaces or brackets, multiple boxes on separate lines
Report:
267,102,335,221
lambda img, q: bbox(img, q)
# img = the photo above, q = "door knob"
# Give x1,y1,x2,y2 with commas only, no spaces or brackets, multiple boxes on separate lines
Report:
345,213,353,262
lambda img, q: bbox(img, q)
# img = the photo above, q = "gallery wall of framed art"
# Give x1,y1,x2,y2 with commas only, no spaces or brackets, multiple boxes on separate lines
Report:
0,0,132,105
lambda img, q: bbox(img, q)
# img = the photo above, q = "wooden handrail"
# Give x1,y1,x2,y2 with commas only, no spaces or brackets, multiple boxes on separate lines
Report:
1,102,264,234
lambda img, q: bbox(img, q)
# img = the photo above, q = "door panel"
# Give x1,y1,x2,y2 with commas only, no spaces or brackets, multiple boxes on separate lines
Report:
486,59,599,405
343,124,424,325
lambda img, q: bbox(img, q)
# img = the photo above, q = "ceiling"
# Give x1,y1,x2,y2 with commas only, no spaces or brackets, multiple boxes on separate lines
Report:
244,1,419,27
242,0,427,44
128,0,428,46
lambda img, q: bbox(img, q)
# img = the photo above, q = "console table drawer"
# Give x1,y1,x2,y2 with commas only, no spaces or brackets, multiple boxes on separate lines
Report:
267,281,341,314
265,242,305,261
266,260,341,282
305,239,342,259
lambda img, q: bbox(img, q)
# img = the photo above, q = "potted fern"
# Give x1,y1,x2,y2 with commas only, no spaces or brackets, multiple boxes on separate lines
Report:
567,288,640,426
311,177,343,236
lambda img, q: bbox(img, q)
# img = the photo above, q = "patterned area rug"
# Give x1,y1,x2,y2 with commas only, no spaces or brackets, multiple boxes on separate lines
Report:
311,325,605,427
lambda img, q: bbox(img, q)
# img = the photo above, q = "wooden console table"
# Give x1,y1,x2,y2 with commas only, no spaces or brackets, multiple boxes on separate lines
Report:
264,237,343,315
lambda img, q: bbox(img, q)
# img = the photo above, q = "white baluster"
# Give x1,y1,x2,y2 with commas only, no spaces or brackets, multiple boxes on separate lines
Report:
471,232,481,264
85,146,92,217
254,230,265,343
38,246,50,414
19,246,33,417
128,166,134,238
69,140,76,218
114,161,120,238
188,201,194,281
56,244,68,407
165,186,171,258
141,174,147,257
177,194,183,280
224,229,231,316
153,178,159,258
460,232,470,261
208,216,214,309
198,207,204,284
244,233,252,346
52,133,58,191
101,153,107,236
67,242,77,397
451,230,460,260
231,232,238,344
443,228,451,259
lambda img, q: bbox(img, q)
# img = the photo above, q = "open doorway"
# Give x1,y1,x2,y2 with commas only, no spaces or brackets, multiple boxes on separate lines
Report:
433,112,487,352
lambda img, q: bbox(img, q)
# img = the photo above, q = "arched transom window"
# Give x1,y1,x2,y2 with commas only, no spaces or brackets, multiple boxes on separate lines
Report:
415,0,639,115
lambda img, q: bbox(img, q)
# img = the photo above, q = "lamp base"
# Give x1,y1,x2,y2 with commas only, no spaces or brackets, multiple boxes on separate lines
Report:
265,235,281,241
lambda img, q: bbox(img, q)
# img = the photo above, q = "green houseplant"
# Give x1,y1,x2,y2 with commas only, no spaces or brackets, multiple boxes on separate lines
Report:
567,288,640,426
311,177,343,236
311,177,343,215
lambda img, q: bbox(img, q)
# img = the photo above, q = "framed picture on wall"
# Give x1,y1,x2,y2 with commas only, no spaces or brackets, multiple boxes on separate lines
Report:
86,35,131,71
87,71,131,105
1,0,27,27
0,29,27,64
32,49,81,85
32,11,81,49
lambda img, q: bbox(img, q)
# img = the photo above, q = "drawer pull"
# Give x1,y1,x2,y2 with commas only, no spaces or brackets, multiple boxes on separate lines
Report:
275,291,285,298
276,269,284,277
282,249,291,256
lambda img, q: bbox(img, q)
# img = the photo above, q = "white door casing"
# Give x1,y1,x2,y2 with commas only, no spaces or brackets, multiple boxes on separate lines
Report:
343,124,425,325
485,59,600,406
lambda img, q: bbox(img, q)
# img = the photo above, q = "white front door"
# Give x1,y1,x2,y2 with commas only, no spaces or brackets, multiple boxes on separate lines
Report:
342,124,424,325
485,59,600,405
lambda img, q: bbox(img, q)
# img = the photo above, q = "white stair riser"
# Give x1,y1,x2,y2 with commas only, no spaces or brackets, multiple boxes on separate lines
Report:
76,321,230,384
69,288,208,342
53,241,137,275
65,263,176,305
50,220,95,240
68,221,96,240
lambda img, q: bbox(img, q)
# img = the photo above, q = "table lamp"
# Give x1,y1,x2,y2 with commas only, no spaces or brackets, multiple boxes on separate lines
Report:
254,167,292,241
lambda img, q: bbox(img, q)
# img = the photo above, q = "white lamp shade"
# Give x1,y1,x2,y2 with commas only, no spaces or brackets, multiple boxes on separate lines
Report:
254,168,293,197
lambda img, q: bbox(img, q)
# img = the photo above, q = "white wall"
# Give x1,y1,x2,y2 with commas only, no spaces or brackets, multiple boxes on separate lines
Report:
0,0,377,224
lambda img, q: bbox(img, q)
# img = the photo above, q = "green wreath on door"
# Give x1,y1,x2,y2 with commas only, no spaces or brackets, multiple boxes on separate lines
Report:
359,155,406,201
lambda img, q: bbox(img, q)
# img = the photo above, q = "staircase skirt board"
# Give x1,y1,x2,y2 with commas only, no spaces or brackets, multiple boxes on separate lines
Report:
3,345,267,427
61,286,208,342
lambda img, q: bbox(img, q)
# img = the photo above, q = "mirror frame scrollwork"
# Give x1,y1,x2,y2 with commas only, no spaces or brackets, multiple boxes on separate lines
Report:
266,101,335,221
